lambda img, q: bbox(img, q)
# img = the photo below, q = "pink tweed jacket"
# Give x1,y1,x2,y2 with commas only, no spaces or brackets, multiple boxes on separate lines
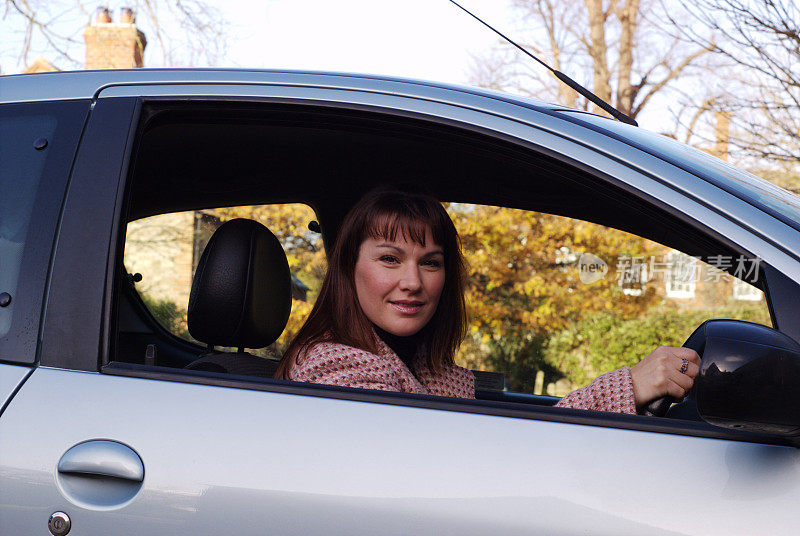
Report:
287,338,637,414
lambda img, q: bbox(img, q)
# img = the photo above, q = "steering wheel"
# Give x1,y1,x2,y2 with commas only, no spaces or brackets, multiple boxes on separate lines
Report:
642,323,707,417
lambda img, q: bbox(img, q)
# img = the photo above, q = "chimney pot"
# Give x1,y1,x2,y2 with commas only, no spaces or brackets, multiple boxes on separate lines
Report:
84,7,147,69
96,7,112,24
120,7,135,24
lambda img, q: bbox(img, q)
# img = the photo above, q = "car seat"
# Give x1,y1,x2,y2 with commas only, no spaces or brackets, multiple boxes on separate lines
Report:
183,218,291,377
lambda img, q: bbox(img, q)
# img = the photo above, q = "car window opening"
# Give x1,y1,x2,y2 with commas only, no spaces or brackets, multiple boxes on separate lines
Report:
111,100,772,420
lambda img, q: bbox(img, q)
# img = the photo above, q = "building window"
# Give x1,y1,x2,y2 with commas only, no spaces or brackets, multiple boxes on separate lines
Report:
732,278,763,301
619,259,648,296
665,250,697,299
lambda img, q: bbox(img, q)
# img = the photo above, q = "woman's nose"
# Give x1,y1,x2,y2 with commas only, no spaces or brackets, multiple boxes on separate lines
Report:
398,265,422,291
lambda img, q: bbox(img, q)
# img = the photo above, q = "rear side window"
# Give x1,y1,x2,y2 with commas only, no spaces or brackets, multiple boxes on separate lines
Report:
0,114,56,338
123,204,326,356
0,100,89,362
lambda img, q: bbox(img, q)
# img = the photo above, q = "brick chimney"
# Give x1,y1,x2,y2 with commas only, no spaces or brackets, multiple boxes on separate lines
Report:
83,7,147,69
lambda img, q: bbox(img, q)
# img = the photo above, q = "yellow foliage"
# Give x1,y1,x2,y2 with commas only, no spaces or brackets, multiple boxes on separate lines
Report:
448,204,659,375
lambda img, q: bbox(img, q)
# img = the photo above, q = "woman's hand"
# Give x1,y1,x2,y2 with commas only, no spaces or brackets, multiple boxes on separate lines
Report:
629,346,701,410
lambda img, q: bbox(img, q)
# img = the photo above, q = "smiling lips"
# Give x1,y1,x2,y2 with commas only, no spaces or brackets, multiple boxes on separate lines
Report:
390,300,425,314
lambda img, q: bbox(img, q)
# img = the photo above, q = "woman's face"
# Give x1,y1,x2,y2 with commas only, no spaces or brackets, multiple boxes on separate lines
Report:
354,227,446,337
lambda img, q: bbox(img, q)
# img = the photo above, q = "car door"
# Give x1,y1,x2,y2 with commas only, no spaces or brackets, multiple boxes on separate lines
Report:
10,364,800,536
2,77,800,536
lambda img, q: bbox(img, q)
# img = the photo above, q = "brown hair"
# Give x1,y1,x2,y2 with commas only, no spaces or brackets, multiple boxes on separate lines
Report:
276,186,467,378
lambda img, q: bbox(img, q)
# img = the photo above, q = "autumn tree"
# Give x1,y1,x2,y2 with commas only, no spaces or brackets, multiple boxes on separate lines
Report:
469,0,711,119
448,204,661,391
1,0,228,72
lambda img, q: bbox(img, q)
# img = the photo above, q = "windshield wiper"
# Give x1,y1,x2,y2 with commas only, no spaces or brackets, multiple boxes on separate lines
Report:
448,0,638,127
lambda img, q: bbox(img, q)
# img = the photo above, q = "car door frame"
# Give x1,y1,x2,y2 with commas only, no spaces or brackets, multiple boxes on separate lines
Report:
38,96,140,371
30,80,800,449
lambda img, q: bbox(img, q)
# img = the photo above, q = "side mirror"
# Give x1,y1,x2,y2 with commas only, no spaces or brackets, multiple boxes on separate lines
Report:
693,319,800,437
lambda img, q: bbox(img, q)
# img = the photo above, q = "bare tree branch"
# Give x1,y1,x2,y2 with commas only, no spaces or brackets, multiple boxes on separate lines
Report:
675,0,800,163
469,0,711,121
631,44,711,117
2,0,229,71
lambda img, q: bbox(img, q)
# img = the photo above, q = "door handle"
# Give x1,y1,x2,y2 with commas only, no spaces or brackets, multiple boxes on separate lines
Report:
58,440,144,482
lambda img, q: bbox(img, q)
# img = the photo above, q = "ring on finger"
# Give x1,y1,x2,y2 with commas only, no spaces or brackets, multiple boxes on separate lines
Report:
679,358,689,374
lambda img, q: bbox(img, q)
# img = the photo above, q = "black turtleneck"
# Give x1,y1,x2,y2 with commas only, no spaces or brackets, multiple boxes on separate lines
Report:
373,325,424,372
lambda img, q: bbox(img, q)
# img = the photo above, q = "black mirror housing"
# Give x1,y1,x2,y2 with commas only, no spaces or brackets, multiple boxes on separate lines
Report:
694,320,800,436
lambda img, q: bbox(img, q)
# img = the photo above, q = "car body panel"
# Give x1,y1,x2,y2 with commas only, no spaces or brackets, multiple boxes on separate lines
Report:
3,70,800,535
0,364,31,414
1,367,799,536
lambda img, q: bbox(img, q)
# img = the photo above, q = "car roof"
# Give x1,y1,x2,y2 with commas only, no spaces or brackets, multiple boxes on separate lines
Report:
0,67,564,112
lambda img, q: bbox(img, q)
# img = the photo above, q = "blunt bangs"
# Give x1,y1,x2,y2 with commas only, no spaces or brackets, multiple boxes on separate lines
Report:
363,203,450,250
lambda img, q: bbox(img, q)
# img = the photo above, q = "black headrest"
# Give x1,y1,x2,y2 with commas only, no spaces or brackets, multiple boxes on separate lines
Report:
188,219,291,348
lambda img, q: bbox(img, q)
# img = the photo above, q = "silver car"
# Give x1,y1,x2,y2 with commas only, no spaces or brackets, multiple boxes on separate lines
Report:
2,69,800,535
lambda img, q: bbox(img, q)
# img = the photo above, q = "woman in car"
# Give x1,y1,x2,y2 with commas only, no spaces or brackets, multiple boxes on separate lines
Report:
275,187,700,413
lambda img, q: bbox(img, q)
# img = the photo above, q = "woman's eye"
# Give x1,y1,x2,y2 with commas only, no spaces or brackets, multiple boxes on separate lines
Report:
422,259,443,268
379,255,400,264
